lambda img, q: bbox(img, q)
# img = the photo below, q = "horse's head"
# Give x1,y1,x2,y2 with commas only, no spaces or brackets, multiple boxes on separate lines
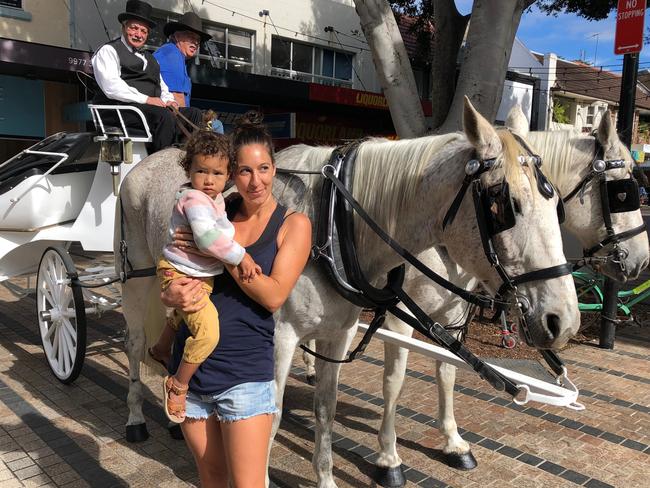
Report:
509,106,649,282
444,98,579,349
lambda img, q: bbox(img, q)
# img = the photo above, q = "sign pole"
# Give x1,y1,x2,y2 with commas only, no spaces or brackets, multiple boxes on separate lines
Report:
600,0,645,349
616,52,640,148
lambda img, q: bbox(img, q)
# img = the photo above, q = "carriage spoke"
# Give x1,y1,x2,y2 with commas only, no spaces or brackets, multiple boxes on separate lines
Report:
60,326,70,374
40,285,56,310
44,321,57,342
61,317,77,349
51,324,59,359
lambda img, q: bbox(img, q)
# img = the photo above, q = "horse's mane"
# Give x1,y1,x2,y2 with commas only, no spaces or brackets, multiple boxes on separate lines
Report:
495,129,537,190
526,131,594,187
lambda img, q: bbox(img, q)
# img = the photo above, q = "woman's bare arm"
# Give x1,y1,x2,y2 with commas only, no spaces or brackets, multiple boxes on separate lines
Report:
226,213,311,312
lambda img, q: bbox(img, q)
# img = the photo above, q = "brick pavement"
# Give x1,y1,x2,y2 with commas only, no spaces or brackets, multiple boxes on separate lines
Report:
0,253,649,487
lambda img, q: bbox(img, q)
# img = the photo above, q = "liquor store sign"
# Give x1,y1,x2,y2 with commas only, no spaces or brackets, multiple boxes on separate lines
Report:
614,0,646,55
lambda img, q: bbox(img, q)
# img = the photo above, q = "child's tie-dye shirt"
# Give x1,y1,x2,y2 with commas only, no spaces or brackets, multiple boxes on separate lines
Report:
162,185,245,277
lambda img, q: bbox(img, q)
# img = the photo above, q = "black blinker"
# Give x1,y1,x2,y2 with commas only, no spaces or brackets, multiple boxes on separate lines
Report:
482,182,516,235
607,178,640,213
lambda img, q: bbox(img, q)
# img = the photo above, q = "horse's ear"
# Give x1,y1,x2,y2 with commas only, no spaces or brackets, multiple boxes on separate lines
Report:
463,96,502,160
505,104,530,137
596,110,617,149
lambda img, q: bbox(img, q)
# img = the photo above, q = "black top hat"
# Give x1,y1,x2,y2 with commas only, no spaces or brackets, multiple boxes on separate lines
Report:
163,12,212,43
118,0,157,29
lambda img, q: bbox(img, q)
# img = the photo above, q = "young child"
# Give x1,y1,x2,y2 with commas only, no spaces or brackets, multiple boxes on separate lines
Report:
149,130,260,423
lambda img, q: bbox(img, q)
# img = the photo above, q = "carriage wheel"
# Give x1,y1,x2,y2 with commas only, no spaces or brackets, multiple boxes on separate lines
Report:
36,246,87,384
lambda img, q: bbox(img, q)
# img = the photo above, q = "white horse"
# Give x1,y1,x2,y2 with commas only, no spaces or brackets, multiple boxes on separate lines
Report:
116,99,579,487
323,107,649,484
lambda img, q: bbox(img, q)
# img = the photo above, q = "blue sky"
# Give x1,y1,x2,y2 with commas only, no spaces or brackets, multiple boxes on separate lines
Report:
455,1,650,74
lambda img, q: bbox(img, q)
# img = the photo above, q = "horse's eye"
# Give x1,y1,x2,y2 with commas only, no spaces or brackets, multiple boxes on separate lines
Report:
513,198,522,214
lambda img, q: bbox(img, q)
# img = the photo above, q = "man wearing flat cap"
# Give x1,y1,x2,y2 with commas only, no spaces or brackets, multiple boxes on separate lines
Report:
154,12,223,133
91,0,202,151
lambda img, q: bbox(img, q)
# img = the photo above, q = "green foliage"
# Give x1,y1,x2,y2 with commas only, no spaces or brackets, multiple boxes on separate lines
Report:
536,1,618,21
552,101,571,124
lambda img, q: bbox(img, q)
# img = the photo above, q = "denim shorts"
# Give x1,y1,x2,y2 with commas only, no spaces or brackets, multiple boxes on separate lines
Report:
184,380,278,422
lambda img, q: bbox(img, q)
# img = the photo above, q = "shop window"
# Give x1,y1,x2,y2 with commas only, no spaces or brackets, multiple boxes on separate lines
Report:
147,11,254,73
271,37,353,88
0,0,31,21
0,0,22,8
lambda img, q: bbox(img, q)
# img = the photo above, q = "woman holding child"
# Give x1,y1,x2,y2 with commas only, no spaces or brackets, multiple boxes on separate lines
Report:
150,112,311,487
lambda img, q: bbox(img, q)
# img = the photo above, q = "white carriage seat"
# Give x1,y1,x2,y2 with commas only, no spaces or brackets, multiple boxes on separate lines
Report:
0,132,100,231
89,104,152,143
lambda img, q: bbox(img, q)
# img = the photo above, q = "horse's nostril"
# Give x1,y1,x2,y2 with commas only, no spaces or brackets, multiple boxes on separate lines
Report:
546,314,561,340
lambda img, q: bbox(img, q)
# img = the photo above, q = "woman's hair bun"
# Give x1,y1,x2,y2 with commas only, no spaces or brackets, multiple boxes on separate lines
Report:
235,111,264,129
230,110,275,165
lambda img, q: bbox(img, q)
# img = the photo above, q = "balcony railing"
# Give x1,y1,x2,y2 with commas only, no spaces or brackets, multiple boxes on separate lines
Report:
270,67,352,88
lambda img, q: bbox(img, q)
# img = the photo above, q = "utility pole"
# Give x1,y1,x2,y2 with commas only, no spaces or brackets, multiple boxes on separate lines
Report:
589,33,601,66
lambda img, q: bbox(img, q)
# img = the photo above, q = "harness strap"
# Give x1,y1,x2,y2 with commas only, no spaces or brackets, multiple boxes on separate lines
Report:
387,283,520,397
584,223,647,257
442,175,473,230
118,193,157,282
322,166,494,309
299,308,388,364
510,263,574,288
471,181,513,287
599,173,615,234
563,174,593,203
170,105,201,140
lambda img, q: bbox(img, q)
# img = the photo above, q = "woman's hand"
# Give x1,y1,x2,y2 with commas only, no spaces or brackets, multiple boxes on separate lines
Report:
172,226,209,256
161,276,207,313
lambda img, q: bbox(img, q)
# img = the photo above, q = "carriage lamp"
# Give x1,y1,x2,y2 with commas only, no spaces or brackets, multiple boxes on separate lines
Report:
99,136,133,196
99,137,133,165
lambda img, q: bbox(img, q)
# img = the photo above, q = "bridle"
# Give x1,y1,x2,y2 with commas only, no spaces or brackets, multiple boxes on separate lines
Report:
442,132,573,346
562,139,646,273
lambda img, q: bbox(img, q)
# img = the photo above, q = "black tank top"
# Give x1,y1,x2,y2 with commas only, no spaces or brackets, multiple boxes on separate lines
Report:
170,201,287,395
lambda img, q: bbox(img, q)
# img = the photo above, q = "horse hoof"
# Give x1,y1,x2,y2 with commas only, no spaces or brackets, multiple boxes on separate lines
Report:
125,423,149,443
374,465,406,487
306,374,316,386
168,423,184,440
445,451,477,470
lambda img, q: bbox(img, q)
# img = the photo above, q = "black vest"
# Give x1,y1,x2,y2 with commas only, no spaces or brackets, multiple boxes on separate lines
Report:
95,37,161,102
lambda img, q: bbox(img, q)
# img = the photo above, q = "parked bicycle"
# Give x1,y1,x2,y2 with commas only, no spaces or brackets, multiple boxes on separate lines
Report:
573,267,650,320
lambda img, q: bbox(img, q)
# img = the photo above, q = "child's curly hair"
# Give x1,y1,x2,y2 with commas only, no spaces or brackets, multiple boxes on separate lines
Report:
179,130,231,176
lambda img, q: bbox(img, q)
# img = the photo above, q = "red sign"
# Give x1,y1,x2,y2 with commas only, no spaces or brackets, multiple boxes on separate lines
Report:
614,0,646,55
308,84,432,116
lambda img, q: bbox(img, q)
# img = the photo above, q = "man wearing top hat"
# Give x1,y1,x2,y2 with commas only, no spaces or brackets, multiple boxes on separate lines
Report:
154,12,223,134
91,0,202,152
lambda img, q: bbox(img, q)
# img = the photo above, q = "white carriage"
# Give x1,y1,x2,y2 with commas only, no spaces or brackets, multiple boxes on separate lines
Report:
0,105,152,383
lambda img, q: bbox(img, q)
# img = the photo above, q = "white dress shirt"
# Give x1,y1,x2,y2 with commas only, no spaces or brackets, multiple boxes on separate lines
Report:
92,36,174,105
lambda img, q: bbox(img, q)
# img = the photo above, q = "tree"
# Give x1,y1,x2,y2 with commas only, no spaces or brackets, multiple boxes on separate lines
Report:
353,0,427,137
552,100,570,124
354,0,621,136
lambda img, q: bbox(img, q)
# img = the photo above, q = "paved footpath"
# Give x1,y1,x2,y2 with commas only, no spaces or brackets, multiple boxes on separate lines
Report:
0,253,649,487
